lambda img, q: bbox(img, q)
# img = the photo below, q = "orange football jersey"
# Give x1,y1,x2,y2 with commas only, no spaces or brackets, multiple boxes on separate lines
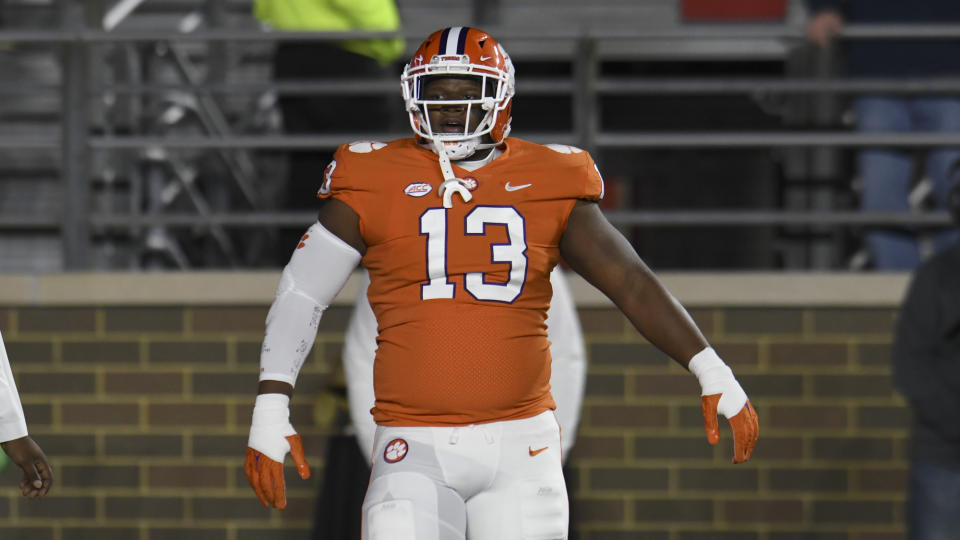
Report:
318,138,603,426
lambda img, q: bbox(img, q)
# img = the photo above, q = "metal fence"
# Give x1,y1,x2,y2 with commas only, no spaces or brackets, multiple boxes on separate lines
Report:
1,6,959,269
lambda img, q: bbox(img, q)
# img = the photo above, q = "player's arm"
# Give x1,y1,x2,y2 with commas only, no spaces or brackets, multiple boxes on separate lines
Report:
559,200,758,463
0,330,53,498
1,437,53,498
316,198,367,256
560,200,706,363
246,199,366,509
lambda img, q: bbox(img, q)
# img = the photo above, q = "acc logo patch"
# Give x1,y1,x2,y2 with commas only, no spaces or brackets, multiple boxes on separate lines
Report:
384,438,408,463
317,160,337,196
348,141,387,153
404,182,433,197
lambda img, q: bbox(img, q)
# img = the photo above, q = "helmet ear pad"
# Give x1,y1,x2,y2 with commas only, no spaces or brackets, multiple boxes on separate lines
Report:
490,97,513,143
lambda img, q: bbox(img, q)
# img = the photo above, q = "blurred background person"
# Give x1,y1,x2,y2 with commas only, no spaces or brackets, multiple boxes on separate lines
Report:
0,329,52,499
892,180,960,540
312,267,588,539
253,0,404,260
805,0,960,270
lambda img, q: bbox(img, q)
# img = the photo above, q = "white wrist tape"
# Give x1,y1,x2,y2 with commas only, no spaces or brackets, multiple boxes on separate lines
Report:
248,393,295,462
259,221,361,386
689,347,748,419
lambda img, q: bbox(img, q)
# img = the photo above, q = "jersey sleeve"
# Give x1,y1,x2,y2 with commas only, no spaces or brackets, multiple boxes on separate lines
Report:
316,144,369,210
316,141,391,238
579,151,605,202
541,143,605,202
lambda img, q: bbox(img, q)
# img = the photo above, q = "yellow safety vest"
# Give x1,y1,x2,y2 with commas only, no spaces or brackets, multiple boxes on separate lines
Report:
254,0,405,66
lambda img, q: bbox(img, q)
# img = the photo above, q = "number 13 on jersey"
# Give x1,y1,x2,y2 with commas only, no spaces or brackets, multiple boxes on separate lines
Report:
420,205,528,303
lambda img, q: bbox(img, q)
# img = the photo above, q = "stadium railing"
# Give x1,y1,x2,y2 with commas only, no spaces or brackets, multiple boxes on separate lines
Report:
1,19,959,268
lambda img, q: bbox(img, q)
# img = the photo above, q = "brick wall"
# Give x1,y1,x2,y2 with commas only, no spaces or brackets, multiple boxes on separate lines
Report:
571,305,904,540
0,273,910,540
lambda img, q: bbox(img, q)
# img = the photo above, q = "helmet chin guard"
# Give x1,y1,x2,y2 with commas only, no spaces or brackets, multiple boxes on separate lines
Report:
435,137,480,160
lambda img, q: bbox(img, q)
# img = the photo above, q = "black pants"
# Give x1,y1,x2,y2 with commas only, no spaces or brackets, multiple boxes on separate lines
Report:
311,434,371,540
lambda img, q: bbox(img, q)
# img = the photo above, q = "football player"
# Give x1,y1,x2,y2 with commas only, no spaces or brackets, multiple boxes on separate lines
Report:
246,26,759,540
0,329,53,499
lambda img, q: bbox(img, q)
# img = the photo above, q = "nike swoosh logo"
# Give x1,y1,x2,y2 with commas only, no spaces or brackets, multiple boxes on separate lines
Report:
529,446,548,457
480,56,492,61
505,182,532,192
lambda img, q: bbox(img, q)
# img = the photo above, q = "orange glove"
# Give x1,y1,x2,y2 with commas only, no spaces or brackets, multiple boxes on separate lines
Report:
245,394,311,509
689,348,759,464
701,395,759,463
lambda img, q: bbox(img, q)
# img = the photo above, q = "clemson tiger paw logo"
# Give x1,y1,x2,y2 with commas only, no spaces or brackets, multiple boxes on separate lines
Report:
296,232,310,249
461,176,479,191
384,439,409,463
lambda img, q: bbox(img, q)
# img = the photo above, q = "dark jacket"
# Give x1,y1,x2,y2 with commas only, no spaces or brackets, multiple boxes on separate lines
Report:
893,240,960,467
807,0,960,77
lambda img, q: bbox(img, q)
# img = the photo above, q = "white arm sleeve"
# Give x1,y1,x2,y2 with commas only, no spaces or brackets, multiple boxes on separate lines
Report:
0,329,29,443
259,221,362,386
546,268,587,460
342,270,379,462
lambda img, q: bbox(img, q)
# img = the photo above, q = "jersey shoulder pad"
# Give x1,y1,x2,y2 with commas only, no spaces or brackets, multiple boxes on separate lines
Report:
345,140,388,154
544,143,586,155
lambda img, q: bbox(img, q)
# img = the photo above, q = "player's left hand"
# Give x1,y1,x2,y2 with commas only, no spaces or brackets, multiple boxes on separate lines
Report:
701,393,759,464
0,435,53,498
689,348,759,463
244,394,311,509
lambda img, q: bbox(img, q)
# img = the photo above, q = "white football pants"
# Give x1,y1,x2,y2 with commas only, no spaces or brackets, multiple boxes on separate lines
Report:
361,410,568,540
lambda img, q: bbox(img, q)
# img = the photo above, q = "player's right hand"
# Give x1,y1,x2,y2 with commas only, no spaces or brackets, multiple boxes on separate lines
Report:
245,393,310,509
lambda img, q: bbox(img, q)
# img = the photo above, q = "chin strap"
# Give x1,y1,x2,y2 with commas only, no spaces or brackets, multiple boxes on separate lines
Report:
432,136,473,209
